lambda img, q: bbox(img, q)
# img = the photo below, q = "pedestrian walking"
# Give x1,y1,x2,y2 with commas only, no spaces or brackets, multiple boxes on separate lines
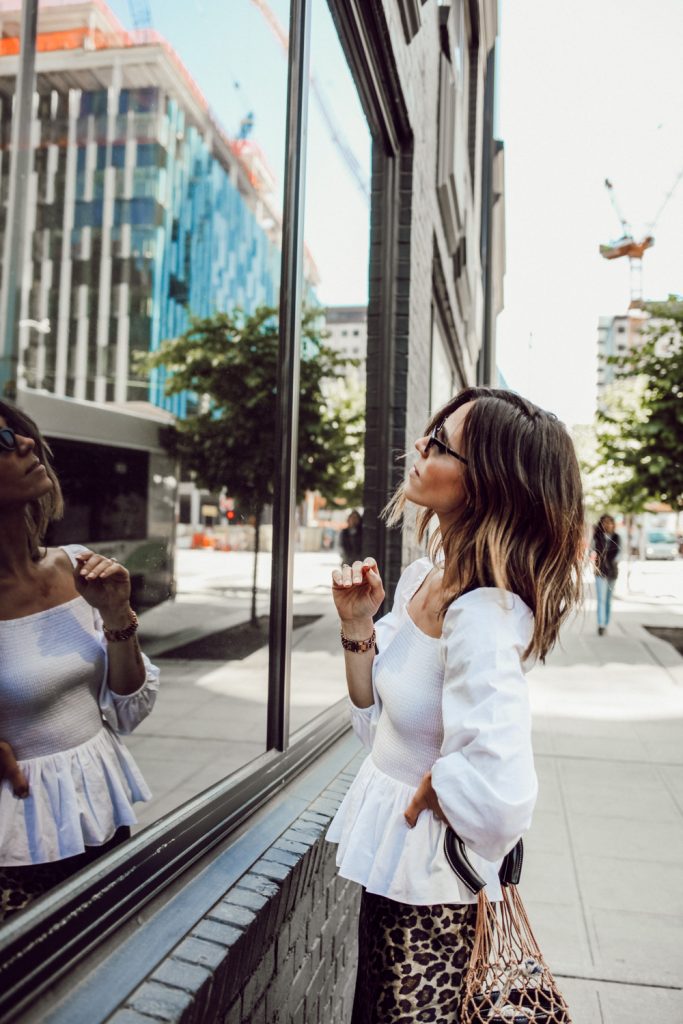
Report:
0,400,159,922
591,514,620,636
327,386,584,1023
339,509,363,565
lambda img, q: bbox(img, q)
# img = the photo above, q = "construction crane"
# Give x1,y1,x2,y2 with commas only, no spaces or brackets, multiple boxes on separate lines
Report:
250,0,370,203
599,179,654,307
600,169,683,308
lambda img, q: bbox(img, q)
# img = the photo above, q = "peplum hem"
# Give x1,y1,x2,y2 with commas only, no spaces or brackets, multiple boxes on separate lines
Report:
326,756,504,906
0,727,151,866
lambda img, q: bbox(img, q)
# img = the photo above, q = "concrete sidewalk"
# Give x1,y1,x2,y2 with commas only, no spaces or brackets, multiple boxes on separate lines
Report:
522,592,683,1023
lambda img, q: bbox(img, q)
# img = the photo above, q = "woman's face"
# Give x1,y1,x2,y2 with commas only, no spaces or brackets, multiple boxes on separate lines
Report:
404,401,473,518
0,414,53,512
602,516,615,533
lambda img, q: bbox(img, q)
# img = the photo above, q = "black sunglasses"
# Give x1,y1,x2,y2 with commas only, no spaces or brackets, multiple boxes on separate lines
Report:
0,426,18,452
425,419,469,465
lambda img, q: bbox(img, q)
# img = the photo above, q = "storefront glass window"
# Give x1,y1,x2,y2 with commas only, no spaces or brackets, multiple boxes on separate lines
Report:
0,0,294,907
0,2,377,999
290,0,372,734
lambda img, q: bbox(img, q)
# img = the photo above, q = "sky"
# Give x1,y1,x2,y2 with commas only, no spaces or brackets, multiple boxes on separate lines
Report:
496,0,683,426
106,0,371,306
103,0,683,428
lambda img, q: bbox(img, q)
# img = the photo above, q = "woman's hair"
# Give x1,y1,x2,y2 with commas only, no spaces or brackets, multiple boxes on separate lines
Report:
384,386,585,662
0,399,63,560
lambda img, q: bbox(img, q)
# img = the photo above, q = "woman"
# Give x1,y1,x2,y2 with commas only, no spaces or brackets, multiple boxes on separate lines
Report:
591,514,620,636
327,387,584,1023
340,509,363,566
0,400,159,922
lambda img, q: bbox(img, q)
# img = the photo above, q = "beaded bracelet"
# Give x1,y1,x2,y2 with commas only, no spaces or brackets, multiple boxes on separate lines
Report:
340,628,377,654
103,609,139,643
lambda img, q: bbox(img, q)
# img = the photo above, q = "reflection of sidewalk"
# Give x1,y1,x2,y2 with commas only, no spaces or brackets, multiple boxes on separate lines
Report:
523,597,683,1021
129,587,346,831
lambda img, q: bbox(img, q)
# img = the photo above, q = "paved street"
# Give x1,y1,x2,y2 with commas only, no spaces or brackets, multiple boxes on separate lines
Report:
521,566,683,1022
131,553,683,1020
131,550,348,826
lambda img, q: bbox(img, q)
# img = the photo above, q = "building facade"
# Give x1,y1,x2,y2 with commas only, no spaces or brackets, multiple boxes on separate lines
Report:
0,0,283,416
597,312,641,401
323,304,366,363
361,0,504,580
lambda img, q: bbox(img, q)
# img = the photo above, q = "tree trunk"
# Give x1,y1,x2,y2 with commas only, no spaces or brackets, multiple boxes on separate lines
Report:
251,506,261,624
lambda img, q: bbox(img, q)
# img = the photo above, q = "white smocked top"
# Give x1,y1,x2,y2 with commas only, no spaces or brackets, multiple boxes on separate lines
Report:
326,557,538,905
0,545,159,866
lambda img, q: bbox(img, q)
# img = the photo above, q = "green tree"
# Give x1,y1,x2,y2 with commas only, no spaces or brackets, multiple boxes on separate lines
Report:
144,306,364,621
596,298,683,511
593,376,650,514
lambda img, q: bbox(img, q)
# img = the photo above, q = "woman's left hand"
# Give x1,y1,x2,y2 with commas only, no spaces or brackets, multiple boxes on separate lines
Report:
74,551,132,625
404,771,447,828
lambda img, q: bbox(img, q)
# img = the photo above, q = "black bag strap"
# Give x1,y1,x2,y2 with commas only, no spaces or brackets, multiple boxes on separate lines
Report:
443,826,524,894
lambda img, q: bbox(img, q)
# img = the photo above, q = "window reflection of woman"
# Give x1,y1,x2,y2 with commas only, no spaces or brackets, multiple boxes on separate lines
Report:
328,387,584,1022
0,401,159,922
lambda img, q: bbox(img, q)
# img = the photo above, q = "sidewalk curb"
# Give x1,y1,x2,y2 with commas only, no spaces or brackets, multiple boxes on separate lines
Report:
624,621,683,687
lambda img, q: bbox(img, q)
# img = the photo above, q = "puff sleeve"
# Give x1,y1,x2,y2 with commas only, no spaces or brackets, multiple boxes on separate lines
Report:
348,557,432,751
94,610,160,735
430,590,538,862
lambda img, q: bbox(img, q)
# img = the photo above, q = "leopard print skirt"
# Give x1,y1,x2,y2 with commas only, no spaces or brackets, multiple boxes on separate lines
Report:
0,826,131,924
352,890,478,1023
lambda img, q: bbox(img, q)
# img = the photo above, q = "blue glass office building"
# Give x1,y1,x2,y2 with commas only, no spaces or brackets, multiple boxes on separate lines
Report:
0,27,282,419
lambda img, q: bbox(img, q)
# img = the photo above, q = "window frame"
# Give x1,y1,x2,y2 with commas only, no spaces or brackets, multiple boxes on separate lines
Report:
0,0,411,1015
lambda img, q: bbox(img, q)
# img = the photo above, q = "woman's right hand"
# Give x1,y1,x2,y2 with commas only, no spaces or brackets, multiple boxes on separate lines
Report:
0,740,29,798
331,557,385,625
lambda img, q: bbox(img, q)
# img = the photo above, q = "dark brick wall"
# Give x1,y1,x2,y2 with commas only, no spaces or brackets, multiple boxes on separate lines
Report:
362,1,492,576
106,762,363,1024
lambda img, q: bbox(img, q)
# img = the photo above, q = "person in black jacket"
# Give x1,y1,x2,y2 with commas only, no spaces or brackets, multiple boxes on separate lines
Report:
591,515,620,635
339,510,363,566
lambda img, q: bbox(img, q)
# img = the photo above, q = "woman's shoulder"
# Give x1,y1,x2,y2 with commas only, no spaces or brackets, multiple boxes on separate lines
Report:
47,544,91,573
396,556,432,590
442,587,534,648
385,557,433,613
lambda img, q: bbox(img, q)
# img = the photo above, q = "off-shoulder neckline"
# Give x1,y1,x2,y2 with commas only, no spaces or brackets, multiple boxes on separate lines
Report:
402,558,531,618
0,594,85,625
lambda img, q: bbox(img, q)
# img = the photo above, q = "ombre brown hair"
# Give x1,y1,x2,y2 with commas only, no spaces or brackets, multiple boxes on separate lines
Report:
385,387,584,662
0,399,63,561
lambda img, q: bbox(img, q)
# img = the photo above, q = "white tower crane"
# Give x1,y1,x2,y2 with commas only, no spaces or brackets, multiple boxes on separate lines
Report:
600,169,683,308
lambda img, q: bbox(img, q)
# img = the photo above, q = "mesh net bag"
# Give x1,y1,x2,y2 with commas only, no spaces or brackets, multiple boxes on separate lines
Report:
460,885,573,1024
444,829,572,1024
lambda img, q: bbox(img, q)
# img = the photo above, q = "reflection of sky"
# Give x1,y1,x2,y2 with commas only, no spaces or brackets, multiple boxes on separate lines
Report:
304,0,371,304
107,0,370,304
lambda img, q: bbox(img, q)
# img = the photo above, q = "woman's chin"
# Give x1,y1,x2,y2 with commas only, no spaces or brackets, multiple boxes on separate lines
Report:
30,474,54,499
403,478,427,507
403,477,417,501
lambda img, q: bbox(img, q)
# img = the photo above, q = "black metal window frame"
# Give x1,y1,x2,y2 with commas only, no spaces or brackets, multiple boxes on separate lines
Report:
0,1,413,1018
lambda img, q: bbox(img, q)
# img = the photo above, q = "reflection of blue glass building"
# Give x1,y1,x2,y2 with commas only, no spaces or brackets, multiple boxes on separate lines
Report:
0,3,282,418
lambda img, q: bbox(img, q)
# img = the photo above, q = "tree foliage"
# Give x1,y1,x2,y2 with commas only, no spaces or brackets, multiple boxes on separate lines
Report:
596,298,683,511
145,305,364,511
144,305,365,620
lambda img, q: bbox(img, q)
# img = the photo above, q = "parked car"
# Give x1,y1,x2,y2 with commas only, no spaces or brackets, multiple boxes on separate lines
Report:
645,530,679,560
